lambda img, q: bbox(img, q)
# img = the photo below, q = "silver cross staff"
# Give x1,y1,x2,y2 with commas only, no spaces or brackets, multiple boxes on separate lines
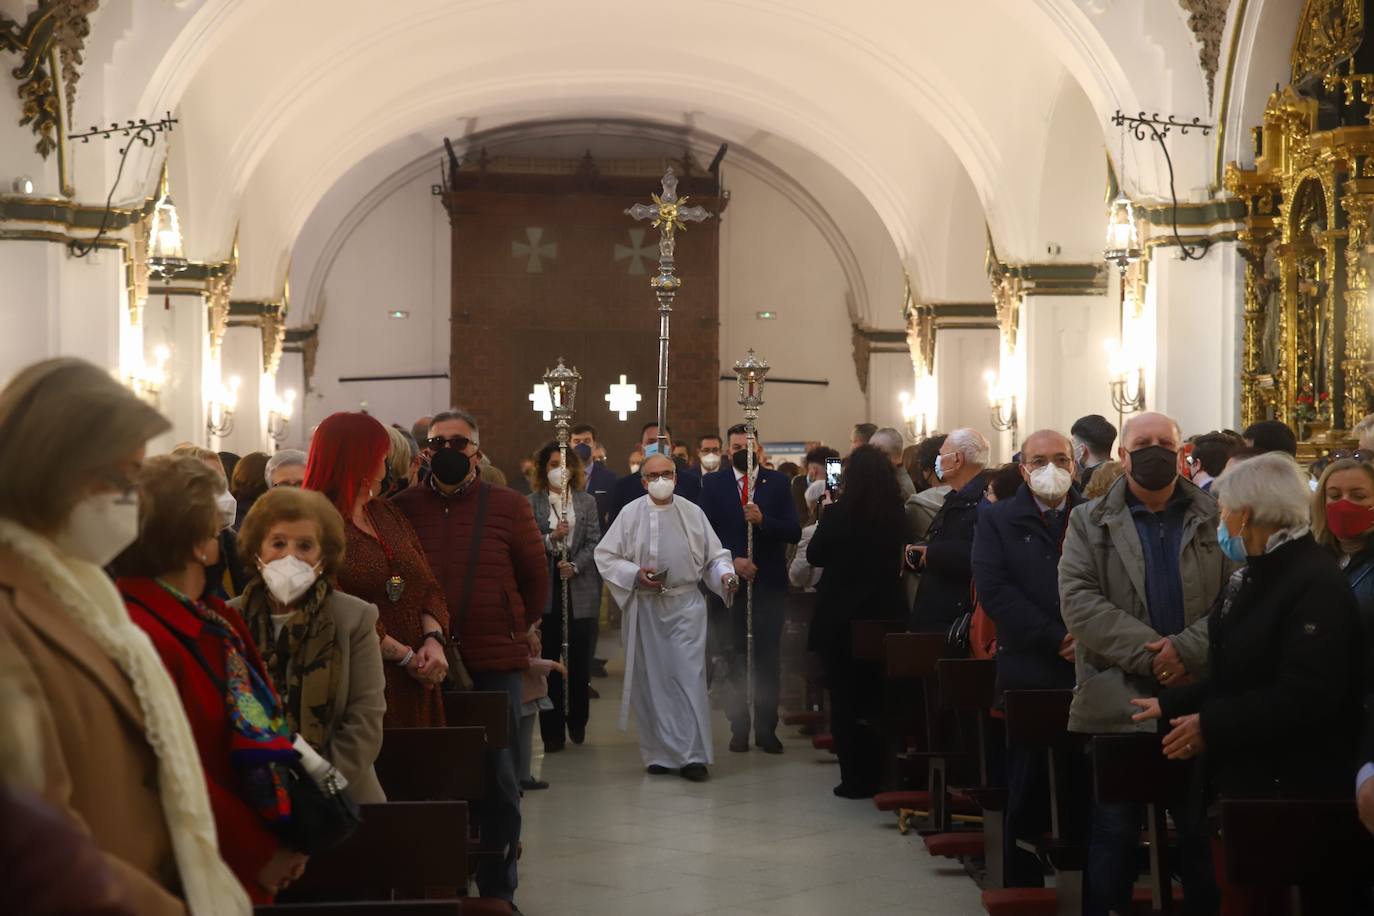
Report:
542,357,581,722
732,349,770,720
626,168,712,454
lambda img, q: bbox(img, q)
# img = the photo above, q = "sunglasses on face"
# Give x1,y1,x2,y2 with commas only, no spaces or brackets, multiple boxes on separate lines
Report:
426,435,472,451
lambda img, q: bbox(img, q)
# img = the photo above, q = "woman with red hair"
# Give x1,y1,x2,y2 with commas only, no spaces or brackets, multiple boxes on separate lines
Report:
305,412,450,726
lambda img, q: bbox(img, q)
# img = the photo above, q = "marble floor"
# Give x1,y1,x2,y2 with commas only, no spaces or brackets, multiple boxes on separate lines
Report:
514,669,986,916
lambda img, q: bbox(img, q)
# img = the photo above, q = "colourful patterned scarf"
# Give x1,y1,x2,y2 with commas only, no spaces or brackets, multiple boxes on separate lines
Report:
154,581,295,826
238,576,339,749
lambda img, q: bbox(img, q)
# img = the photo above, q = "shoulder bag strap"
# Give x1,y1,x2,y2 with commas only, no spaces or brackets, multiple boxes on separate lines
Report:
454,482,491,642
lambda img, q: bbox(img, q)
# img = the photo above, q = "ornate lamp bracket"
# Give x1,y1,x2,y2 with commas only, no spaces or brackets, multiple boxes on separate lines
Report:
1112,110,1213,261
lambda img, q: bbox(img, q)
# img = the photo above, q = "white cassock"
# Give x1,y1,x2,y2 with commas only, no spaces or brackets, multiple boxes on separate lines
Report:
595,493,734,768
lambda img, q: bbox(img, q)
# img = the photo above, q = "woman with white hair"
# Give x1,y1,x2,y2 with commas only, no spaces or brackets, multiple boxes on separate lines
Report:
1131,451,1364,911
264,449,308,489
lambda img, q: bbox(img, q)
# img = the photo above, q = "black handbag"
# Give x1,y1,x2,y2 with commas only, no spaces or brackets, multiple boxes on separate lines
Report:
124,592,362,854
276,756,361,855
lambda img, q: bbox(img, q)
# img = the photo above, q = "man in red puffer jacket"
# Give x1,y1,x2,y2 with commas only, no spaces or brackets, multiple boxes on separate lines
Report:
393,408,548,908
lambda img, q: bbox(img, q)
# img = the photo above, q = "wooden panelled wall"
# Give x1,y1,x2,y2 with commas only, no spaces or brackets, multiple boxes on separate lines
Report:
443,166,723,475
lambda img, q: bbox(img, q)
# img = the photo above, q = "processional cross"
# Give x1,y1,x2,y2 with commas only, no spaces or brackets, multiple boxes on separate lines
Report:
626,168,712,453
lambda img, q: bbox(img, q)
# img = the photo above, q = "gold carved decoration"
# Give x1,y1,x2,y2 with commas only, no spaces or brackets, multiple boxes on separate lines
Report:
0,0,99,159
1291,0,1364,86
1228,66,1374,440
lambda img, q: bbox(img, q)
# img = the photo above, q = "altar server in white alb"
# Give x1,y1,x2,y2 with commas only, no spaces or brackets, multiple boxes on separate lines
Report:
595,453,737,782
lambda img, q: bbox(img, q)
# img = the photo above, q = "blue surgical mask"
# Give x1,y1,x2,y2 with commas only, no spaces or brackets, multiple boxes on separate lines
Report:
643,442,662,457
1217,518,1248,563
934,454,947,481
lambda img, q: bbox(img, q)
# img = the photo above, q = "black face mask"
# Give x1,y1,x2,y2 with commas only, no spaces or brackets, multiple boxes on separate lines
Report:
1127,445,1178,491
430,448,472,487
731,449,753,473
573,443,593,465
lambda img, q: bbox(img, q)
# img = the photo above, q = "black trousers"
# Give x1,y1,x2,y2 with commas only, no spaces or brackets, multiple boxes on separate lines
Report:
824,651,884,792
538,583,593,748
1004,744,1051,887
725,582,785,740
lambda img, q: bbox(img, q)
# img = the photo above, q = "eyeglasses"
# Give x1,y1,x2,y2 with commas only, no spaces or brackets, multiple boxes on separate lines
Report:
1023,456,1074,470
271,480,303,488
643,470,676,482
426,435,471,451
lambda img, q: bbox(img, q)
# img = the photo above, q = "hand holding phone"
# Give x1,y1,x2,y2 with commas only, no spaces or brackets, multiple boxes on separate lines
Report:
825,457,843,492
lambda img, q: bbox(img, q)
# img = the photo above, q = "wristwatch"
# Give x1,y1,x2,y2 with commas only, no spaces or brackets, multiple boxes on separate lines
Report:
422,629,448,648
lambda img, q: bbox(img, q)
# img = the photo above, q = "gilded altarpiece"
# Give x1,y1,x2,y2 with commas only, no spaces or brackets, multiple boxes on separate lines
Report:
1228,0,1374,440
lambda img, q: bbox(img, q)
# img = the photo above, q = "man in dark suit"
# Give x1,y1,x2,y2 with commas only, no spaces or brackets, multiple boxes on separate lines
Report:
571,423,615,531
609,422,700,522
909,428,990,632
701,423,801,753
972,428,1082,886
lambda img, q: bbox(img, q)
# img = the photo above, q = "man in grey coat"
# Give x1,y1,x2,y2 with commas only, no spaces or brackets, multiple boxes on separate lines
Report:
1059,411,1232,916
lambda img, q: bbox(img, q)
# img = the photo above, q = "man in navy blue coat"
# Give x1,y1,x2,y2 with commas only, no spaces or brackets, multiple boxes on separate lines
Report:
608,422,700,524
571,423,616,531
701,423,801,753
971,428,1082,887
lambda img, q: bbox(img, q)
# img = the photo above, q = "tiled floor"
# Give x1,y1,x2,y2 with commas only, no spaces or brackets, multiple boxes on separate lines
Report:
515,669,985,915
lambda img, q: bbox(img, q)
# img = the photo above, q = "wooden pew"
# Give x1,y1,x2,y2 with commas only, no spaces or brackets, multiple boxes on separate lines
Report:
1090,734,1175,914
882,631,958,832
375,727,487,802
1219,798,1374,913
257,903,464,915
278,802,469,903
928,657,1003,882
442,691,510,750
981,689,1077,916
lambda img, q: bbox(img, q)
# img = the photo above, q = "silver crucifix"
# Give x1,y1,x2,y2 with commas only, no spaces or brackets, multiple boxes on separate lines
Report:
625,168,712,453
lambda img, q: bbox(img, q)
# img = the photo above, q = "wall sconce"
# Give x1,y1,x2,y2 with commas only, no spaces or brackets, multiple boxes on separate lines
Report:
207,375,241,438
605,374,642,421
1105,339,1146,414
125,345,170,406
267,388,297,445
899,377,937,442
984,369,1017,433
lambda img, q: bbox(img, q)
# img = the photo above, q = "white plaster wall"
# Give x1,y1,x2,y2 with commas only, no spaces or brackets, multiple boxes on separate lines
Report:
1019,293,1119,438
933,327,1001,459
0,241,122,379
1145,242,1243,436
141,290,207,453
717,167,880,451
301,170,451,435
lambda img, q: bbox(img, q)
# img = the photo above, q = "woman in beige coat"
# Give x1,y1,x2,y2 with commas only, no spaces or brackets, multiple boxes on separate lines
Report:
0,358,249,916
229,486,387,803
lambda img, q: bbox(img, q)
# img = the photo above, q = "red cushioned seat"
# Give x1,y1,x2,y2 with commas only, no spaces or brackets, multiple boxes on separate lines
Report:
783,710,826,727
873,789,979,815
981,887,1056,916
874,790,930,812
460,899,513,916
811,733,834,751
923,831,984,859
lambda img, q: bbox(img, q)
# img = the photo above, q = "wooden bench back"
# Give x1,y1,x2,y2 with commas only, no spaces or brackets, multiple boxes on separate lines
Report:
883,632,946,679
936,657,997,709
442,691,510,750
850,618,906,663
1220,798,1374,885
375,727,486,802
1090,734,1166,805
280,802,467,902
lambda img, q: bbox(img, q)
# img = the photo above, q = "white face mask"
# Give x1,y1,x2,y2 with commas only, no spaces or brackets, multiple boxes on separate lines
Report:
54,491,141,566
259,554,321,605
700,452,721,471
629,462,641,474
1027,464,1074,503
934,453,949,481
646,478,676,501
547,466,568,490
216,490,237,530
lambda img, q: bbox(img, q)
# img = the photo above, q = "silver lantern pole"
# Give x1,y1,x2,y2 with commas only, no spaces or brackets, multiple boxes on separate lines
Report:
626,168,712,454
542,357,581,720
731,349,770,717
